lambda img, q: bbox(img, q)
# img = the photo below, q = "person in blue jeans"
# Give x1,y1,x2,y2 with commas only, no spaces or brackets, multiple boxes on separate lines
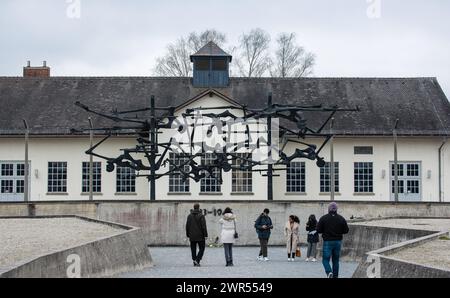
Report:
317,202,349,278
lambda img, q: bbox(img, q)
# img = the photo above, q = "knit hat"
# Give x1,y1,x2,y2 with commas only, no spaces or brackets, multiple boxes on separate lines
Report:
328,202,338,213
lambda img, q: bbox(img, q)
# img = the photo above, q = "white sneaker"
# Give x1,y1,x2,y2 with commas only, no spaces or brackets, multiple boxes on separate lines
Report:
257,256,263,261
291,258,295,262
264,257,270,262
288,258,292,261
312,258,317,262
305,258,310,262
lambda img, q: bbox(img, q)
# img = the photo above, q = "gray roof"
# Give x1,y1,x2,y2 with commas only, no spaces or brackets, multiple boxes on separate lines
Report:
190,41,232,61
0,77,449,136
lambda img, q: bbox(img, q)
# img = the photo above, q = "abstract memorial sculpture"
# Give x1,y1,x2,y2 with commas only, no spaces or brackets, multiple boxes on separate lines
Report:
75,93,358,200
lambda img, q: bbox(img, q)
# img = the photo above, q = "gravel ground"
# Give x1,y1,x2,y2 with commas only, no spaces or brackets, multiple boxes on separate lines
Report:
355,218,450,232
387,238,450,270
119,246,359,278
0,218,124,269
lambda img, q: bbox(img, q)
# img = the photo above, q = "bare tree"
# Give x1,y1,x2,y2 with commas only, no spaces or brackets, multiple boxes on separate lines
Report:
188,29,227,52
153,29,227,77
235,28,272,78
154,38,192,76
271,33,315,78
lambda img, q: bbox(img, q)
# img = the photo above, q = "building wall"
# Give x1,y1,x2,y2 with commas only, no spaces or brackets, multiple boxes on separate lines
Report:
275,137,448,202
1,135,448,202
0,137,149,201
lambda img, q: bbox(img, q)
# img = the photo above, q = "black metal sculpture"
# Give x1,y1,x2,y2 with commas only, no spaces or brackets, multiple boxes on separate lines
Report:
75,93,358,200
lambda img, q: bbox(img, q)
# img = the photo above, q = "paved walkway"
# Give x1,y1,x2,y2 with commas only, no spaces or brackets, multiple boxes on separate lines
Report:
119,247,358,278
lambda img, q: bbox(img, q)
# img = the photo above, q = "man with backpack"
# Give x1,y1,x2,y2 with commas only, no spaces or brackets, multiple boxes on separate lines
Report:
186,203,208,267
255,208,273,261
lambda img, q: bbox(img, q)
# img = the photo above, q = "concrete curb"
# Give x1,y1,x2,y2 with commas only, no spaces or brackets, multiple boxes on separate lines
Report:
0,215,153,278
353,231,450,278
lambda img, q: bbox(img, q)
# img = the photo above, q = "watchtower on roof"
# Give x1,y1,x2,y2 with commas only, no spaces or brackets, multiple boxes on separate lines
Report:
190,41,232,88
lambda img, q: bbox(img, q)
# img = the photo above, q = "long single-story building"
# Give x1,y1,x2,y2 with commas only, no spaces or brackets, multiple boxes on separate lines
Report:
1,42,450,202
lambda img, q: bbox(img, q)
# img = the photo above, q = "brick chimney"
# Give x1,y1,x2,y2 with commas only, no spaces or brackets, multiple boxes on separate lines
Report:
23,61,50,77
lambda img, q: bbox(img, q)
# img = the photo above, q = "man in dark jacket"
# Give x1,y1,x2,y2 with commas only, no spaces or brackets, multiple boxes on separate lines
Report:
317,202,349,278
186,203,208,267
254,209,273,261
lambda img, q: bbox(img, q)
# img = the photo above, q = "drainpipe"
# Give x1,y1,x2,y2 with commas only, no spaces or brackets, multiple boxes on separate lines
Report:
439,138,447,203
88,117,94,201
393,119,399,203
23,120,29,202
330,118,335,202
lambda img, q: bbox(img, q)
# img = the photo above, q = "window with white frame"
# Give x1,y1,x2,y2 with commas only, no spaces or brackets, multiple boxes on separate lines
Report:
116,166,136,193
320,162,339,193
200,154,221,193
286,162,306,193
48,162,67,193
169,153,190,193
82,162,102,193
232,154,253,193
354,162,373,193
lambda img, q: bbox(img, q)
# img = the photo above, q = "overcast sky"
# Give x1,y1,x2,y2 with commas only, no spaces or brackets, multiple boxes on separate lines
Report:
1,0,449,97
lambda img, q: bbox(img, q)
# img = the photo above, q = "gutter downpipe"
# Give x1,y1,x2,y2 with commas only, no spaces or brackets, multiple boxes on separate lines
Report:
439,138,447,203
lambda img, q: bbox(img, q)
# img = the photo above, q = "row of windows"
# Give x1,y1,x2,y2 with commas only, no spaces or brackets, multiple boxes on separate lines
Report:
3,160,417,196
286,162,373,194
47,162,136,194
168,153,254,194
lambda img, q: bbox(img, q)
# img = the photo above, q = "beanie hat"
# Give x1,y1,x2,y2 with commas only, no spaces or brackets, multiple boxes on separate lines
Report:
328,202,338,213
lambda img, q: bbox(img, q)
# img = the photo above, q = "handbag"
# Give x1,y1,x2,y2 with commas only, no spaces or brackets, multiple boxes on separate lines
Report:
296,247,301,258
233,220,239,239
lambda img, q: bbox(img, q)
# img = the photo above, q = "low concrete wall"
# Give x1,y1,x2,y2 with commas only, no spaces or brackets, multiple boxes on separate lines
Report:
0,216,152,278
1,201,450,246
340,224,435,261
353,231,450,278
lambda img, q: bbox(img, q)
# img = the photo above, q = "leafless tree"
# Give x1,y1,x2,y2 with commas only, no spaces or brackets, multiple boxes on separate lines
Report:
271,33,315,78
153,29,227,77
154,38,192,77
188,29,227,52
235,28,272,78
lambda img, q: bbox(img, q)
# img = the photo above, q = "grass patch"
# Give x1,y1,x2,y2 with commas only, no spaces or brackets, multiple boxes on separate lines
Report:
439,236,450,241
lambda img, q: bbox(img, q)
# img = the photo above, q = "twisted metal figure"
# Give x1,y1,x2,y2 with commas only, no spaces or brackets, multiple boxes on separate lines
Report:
75,93,358,200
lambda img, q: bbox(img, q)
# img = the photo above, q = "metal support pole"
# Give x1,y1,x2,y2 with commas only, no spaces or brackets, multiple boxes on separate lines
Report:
23,120,29,202
150,95,157,201
330,118,335,202
394,119,399,203
88,117,94,201
267,92,274,201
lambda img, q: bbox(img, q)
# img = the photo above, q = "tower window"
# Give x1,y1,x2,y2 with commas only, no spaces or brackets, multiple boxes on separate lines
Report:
212,60,227,71
195,60,210,71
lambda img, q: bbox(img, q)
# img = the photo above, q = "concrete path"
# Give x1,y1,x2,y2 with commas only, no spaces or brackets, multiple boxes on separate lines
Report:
119,247,358,278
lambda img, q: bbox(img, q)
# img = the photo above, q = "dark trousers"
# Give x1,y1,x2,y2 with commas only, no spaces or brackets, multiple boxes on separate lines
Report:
307,242,318,258
322,240,342,278
224,243,233,263
258,238,269,257
190,240,206,262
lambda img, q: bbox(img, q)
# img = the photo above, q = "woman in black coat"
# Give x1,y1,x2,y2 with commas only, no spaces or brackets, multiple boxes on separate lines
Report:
305,214,319,262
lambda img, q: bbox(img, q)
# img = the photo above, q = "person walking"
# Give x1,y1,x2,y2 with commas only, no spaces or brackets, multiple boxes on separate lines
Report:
219,207,237,267
255,208,273,261
317,202,349,278
305,214,319,262
186,203,208,267
284,215,300,261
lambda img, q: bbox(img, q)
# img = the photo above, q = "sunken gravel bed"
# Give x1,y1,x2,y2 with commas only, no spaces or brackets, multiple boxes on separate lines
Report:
0,217,125,269
355,218,450,232
387,237,450,271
